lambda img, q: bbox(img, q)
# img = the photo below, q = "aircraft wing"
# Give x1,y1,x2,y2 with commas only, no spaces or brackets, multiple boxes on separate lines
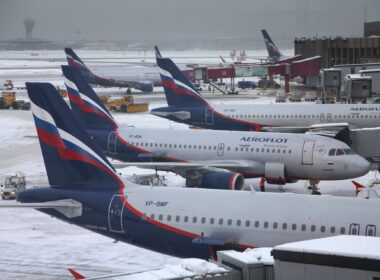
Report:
112,160,262,177
263,123,351,135
0,199,82,218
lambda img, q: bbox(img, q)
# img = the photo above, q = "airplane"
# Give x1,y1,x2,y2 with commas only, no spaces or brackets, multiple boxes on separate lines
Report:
13,82,380,261
62,65,369,190
151,53,380,133
65,48,161,93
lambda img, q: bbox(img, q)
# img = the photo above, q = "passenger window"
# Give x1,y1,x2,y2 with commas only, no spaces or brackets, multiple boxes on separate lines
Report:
328,149,336,156
236,220,241,226
219,218,223,225
330,226,336,233
169,144,172,148
179,144,181,148
282,223,287,230
184,216,189,223
311,225,316,232
264,221,268,228
292,224,297,230
301,224,306,231
245,220,250,227
210,218,215,224
321,226,326,233
273,222,278,229
173,144,177,148
167,215,172,221
151,214,155,220
192,217,197,223
227,219,232,226
159,214,163,221
227,147,231,151
201,217,206,224
340,227,346,234
255,221,260,228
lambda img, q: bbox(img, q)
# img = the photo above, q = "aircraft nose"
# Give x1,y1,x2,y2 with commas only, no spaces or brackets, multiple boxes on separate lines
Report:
350,156,370,177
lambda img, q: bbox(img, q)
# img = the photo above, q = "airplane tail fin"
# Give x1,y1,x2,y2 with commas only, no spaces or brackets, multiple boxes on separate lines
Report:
64,48,94,80
261,29,282,61
154,45,162,58
156,57,209,107
62,65,118,131
26,82,121,190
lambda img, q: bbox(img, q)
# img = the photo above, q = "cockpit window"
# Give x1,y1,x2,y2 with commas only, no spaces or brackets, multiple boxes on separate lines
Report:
328,149,336,156
336,149,344,156
344,149,354,155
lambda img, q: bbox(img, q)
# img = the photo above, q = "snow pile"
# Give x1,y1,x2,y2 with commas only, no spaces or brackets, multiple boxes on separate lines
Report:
181,258,227,275
124,259,227,280
243,247,274,265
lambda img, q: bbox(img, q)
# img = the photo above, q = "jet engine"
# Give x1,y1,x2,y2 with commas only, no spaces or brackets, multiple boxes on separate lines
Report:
134,82,154,93
185,170,245,190
264,162,288,185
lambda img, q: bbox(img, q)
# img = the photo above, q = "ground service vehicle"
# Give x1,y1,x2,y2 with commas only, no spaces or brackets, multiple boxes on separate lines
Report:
1,174,26,199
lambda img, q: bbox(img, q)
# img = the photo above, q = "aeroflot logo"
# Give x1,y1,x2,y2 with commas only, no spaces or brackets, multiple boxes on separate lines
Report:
240,137,289,144
350,107,380,111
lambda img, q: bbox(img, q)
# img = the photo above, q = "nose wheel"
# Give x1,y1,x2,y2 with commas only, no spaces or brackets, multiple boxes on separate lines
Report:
307,180,321,195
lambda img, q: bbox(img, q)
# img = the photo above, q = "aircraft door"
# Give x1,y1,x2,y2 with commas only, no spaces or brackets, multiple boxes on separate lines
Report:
217,143,224,156
108,132,117,155
320,113,325,122
365,224,376,236
327,113,332,122
302,140,315,165
108,195,125,233
349,223,360,235
205,108,214,125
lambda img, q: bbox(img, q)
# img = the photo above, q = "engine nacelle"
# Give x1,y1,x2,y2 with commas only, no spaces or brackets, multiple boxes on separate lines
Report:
186,171,245,190
264,162,287,185
134,82,154,93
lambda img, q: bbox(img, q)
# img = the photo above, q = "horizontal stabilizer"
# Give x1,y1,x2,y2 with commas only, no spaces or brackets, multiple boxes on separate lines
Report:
0,199,82,218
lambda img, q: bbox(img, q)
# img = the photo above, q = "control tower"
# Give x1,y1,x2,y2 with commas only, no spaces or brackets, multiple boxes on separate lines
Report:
23,18,35,40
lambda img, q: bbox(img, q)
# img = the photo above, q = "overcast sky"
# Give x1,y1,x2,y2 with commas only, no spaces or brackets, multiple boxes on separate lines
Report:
0,0,379,42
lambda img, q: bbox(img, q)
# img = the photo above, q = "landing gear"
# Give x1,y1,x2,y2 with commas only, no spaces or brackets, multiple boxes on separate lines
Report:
126,88,132,95
308,180,321,195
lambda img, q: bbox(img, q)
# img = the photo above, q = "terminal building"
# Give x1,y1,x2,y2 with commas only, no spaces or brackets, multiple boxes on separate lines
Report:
294,21,380,68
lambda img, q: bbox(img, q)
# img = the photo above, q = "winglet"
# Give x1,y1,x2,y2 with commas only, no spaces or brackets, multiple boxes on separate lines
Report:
68,268,86,280
154,46,162,58
352,180,365,194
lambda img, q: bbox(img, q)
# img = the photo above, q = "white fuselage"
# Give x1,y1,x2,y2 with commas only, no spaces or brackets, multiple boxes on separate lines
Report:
92,66,161,86
116,125,369,180
214,103,380,129
124,185,380,247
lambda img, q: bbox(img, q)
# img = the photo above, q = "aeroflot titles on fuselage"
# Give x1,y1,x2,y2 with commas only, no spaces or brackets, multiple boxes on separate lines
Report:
350,107,380,111
240,137,289,144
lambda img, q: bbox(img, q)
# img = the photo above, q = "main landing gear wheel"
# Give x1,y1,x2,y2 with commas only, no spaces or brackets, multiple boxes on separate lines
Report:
126,88,132,95
308,180,321,195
